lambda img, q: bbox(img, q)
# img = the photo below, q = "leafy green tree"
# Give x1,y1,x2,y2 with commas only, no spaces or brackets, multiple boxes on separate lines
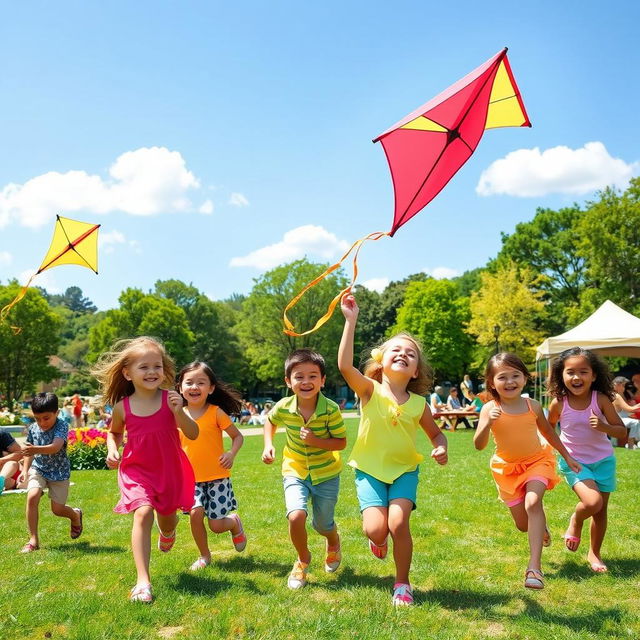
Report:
88,288,194,366
236,259,347,388
576,178,640,316
57,370,100,396
467,262,546,365
394,278,473,382
0,282,62,404
44,286,97,314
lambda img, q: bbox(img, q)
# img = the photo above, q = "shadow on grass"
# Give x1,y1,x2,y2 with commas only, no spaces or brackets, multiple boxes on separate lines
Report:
171,571,265,596
426,587,627,634
213,554,293,577
554,556,640,579
322,566,399,591
48,541,125,554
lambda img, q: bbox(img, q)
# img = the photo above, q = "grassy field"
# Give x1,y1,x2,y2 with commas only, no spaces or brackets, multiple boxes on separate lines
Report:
1,419,639,640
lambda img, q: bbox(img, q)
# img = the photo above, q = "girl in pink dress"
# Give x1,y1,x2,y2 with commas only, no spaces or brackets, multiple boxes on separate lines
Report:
93,337,198,602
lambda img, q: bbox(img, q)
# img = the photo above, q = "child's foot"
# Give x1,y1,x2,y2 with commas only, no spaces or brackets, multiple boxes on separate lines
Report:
189,556,211,571
324,540,342,573
20,541,39,553
158,529,176,552
524,569,544,590
392,582,414,606
228,513,247,552
587,552,608,573
129,583,153,603
287,558,310,589
563,514,581,552
543,527,551,547
70,508,83,539
368,537,388,560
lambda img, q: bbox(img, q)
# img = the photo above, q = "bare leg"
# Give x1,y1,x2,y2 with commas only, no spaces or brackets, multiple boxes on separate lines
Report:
156,511,179,538
131,506,154,586
288,510,311,563
388,499,413,585
50,500,81,525
208,516,237,535
189,507,210,561
362,506,389,546
587,492,610,571
564,480,603,551
25,488,42,547
523,481,547,573
317,526,340,550
1,461,19,490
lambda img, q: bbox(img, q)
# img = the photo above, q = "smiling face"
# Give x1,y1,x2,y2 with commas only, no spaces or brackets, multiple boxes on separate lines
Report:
286,362,325,402
180,366,215,408
381,337,419,380
562,355,596,397
490,365,526,400
123,348,165,392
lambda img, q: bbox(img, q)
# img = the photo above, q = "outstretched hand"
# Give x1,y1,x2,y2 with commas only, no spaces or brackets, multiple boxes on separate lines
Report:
340,293,359,320
488,404,502,423
167,390,185,415
431,445,448,465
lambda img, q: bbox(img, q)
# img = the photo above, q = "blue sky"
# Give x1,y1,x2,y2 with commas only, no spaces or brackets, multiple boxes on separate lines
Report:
1,1,638,310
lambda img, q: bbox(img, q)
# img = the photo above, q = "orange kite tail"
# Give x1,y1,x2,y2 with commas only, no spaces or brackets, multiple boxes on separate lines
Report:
283,231,389,337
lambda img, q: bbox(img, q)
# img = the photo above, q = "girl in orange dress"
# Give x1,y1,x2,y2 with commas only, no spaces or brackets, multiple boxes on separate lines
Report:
474,353,581,590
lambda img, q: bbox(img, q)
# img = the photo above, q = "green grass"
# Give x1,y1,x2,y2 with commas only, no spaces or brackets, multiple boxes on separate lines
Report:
2,420,639,640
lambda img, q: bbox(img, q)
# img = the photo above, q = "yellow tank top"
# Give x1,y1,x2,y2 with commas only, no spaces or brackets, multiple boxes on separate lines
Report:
348,380,426,483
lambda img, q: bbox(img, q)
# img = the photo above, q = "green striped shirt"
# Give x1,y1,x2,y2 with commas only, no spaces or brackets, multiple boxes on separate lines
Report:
268,392,346,485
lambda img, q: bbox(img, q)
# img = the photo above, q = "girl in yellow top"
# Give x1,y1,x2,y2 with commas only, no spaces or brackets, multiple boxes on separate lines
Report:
339,293,448,607
474,353,581,590
178,361,246,571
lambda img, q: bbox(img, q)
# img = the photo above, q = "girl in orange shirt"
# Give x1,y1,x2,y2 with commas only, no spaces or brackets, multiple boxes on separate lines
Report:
474,353,581,590
178,361,246,571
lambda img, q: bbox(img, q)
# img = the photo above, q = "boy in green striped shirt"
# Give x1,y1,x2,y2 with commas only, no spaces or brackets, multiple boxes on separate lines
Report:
262,348,347,589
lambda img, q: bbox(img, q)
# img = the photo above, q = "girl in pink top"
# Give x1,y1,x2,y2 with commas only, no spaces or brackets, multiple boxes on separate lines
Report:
547,347,625,573
93,337,198,602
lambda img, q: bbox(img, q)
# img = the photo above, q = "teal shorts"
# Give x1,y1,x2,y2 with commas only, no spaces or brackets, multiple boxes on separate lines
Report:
354,467,419,511
558,455,616,493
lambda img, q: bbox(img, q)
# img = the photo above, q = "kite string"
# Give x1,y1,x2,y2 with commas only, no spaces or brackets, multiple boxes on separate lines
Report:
0,274,37,334
283,231,389,337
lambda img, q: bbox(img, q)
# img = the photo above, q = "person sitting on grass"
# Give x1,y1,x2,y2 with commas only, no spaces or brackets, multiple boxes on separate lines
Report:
262,348,346,590
0,427,25,493
19,392,83,552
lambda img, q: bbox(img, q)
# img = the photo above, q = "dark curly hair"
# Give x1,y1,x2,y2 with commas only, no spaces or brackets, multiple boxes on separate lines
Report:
547,347,614,400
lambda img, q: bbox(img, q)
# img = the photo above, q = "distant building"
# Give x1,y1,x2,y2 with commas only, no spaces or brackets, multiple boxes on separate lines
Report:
39,355,76,393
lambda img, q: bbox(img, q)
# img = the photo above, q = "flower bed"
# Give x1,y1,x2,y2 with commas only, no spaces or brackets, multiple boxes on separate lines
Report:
68,428,109,470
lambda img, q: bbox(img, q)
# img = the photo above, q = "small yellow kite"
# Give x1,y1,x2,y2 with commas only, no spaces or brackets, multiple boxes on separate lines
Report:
0,215,100,326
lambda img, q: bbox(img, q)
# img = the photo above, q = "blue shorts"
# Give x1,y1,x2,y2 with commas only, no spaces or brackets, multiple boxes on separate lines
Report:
558,455,616,493
283,475,339,534
354,467,419,512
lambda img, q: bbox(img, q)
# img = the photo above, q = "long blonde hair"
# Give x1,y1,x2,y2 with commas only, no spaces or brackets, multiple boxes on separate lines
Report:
363,332,433,396
91,336,176,406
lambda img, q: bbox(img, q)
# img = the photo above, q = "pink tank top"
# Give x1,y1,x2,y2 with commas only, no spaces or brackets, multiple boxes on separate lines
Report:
559,390,613,463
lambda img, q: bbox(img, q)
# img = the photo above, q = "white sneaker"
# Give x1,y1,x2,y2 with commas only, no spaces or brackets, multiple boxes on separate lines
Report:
287,559,310,589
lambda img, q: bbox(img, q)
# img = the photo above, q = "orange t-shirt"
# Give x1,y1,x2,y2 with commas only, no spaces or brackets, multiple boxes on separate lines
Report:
180,404,232,482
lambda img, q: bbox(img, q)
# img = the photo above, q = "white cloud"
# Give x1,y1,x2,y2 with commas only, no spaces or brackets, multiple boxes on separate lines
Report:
477,142,639,197
19,269,61,293
361,277,390,293
198,199,214,214
99,230,127,255
0,146,201,229
425,266,460,280
230,225,349,271
0,251,12,266
229,192,249,207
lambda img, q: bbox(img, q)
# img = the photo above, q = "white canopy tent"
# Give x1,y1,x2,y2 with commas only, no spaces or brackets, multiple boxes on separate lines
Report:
536,300,640,360
534,300,640,400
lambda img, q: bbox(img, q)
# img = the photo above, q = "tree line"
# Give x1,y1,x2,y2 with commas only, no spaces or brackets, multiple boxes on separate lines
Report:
1,178,638,405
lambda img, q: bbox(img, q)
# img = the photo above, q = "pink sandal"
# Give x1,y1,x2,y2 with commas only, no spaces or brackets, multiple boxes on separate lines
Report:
20,542,39,553
70,508,83,539
392,582,414,606
158,529,176,553
368,537,388,560
228,513,247,552
129,583,153,603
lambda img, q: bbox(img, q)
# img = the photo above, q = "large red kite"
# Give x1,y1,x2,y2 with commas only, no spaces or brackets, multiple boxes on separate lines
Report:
284,48,530,336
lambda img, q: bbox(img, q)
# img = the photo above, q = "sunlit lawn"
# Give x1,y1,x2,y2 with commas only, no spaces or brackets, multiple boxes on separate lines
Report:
1,419,639,639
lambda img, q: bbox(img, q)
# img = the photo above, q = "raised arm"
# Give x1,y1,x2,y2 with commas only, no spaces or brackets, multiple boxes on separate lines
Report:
592,393,627,440
531,399,581,472
168,390,199,440
338,294,373,404
419,405,448,465
473,401,498,450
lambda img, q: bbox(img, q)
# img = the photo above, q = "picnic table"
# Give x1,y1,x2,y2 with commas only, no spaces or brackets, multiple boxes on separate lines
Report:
432,409,478,430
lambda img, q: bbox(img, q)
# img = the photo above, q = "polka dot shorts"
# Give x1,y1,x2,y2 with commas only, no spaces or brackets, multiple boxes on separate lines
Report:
192,478,238,520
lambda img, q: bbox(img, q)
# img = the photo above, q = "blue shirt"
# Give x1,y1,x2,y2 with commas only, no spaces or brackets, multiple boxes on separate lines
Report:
26,418,70,481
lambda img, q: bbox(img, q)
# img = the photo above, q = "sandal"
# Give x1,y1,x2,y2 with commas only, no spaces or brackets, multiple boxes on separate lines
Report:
228,513,247,552
563,534,581,552
158,529,176,553
129,583,153,603
70,508,83,539
524,569,544,590
189,556,211,571
368,537,388,560
543,527,551,547
392,582,414,606
589,560,608,573
20,542,39,553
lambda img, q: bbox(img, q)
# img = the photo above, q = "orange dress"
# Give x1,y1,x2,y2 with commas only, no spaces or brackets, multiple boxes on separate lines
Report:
489,399,559,506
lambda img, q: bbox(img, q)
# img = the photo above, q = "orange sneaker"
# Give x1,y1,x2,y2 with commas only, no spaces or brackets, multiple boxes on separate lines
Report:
325,544,342,573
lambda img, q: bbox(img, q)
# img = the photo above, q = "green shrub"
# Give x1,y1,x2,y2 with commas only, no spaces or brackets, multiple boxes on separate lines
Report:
68,442,108,470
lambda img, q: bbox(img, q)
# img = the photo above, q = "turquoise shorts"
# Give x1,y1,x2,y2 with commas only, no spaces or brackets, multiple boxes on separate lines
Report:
354,467,419,511
558,455,616,493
